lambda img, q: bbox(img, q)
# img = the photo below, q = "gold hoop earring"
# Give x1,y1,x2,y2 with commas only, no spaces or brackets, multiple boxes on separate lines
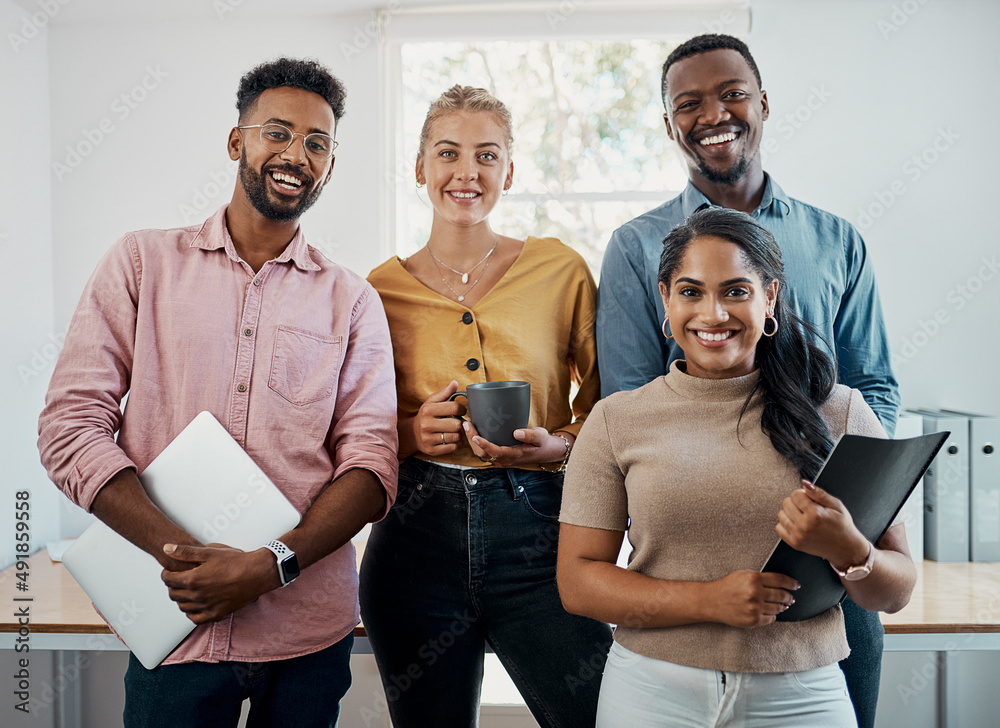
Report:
416,181,424,189
662,317,674,340
762,315,778,338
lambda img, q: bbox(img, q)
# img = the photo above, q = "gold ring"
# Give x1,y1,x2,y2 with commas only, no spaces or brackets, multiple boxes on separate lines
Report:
488,455,498,463
440,432,446,445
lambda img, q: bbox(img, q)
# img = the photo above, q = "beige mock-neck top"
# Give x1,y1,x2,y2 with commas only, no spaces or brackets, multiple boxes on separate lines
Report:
560,361,886,673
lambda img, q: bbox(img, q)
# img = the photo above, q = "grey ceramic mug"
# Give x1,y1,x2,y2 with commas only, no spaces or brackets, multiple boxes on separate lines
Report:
449,381,531,447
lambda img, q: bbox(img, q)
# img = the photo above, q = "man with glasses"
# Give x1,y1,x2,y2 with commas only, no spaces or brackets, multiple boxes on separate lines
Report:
38,58,398,727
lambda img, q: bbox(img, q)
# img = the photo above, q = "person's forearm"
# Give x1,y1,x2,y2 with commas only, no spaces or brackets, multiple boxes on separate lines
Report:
91,468,201,570
277,467,386,570
396,414,421,460
558,557,710,628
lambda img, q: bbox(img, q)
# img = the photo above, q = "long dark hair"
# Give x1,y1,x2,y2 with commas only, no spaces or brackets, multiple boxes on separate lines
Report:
657,207,836,480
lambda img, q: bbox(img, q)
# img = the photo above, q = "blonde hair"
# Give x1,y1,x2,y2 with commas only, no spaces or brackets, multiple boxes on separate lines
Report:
417,85,514,156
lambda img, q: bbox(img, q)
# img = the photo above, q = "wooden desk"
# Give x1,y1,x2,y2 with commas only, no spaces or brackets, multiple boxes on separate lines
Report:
0,550,116,652
881,560,1000,645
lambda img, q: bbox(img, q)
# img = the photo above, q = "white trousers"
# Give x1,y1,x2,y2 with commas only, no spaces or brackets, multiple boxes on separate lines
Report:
596,642,857,728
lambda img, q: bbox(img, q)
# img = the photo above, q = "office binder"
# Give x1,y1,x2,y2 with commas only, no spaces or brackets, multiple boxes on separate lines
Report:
942,410,1000,562
895,412,925,560
911,410,970,562
763,431,948,622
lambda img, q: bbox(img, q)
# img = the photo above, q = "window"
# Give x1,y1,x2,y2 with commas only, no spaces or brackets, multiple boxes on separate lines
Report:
378,2,751,273
396,39,687,272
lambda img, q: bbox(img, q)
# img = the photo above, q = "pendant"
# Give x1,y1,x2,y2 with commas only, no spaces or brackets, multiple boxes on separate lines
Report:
461,273,469,284
458,295,465,302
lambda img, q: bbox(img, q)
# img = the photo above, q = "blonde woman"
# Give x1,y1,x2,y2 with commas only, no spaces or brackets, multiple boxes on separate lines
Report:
360,85,612,727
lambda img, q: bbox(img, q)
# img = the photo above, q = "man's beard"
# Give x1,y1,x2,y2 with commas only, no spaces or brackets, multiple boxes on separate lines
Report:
239,149,322,222
688,121,752,185
695,151,751,185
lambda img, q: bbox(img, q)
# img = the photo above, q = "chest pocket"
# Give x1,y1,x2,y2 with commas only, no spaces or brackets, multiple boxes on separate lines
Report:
268,325,343,406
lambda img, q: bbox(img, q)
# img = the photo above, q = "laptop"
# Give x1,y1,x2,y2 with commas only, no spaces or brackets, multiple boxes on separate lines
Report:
62,411,301,669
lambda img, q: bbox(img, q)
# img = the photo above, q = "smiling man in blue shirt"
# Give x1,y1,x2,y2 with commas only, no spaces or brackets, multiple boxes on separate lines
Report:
596,34,899,728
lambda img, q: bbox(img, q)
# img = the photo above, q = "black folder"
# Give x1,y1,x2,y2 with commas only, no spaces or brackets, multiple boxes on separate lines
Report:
762,432,949,621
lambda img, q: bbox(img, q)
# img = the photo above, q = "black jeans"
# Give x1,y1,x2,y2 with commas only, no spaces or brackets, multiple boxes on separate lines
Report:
840,597,884,728
123,633,353,728
360,458,613,728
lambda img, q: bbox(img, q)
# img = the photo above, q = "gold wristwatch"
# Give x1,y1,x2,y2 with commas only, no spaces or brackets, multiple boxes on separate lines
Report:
830,540,874,581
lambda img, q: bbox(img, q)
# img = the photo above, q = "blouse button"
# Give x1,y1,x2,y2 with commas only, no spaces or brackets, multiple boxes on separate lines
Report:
462,312,474,325
236,383,247,393
465,358,480,371
244,328,253,337
253,279,261,286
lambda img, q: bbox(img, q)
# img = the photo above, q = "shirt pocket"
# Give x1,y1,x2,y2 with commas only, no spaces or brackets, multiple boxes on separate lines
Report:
268,325,343,406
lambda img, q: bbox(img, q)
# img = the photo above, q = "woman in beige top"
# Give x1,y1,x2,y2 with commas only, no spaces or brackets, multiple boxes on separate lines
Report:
360,85,612,728
558,207,916,727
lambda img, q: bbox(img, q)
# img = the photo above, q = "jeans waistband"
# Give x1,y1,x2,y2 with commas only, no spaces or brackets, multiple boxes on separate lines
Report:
403,457,562,500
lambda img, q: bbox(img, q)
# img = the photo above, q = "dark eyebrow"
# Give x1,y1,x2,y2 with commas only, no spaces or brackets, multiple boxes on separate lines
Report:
671,79,749,104
432,140,502,150
266,118,332,136
675,276,754,287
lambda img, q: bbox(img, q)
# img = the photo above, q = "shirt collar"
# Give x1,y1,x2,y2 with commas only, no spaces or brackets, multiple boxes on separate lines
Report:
679,173,791,218
189,205,321,272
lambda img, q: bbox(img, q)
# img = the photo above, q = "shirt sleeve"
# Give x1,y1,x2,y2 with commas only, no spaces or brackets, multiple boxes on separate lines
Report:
833,225,900,436
326,283,400,520
37,235,140,511
559,400,629,532
597,228,668,397
558,257,600,439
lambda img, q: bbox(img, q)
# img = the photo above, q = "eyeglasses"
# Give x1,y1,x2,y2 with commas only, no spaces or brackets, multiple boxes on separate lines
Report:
236,123,338,160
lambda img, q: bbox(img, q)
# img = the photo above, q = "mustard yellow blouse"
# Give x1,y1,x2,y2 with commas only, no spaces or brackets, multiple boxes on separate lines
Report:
368,236,599,469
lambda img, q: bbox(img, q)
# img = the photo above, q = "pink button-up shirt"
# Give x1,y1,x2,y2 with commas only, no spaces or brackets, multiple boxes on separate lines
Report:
38,206,398,664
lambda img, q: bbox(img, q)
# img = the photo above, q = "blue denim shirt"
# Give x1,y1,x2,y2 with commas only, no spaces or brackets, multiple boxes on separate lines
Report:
596,175,899,435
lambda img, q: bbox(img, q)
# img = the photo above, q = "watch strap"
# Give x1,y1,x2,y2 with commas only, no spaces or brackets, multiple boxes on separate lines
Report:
264,539,298,586
830,540,874,581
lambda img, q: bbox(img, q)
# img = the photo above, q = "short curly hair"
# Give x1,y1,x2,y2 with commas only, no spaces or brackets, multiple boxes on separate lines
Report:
236,57,346,123
661,34,762,112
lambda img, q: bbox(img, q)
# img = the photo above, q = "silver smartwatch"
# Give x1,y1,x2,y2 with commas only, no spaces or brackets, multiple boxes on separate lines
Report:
264,539,300,587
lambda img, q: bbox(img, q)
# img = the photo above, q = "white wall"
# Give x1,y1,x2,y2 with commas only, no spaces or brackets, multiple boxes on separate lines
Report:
0,0,62,571
751,0,999,415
